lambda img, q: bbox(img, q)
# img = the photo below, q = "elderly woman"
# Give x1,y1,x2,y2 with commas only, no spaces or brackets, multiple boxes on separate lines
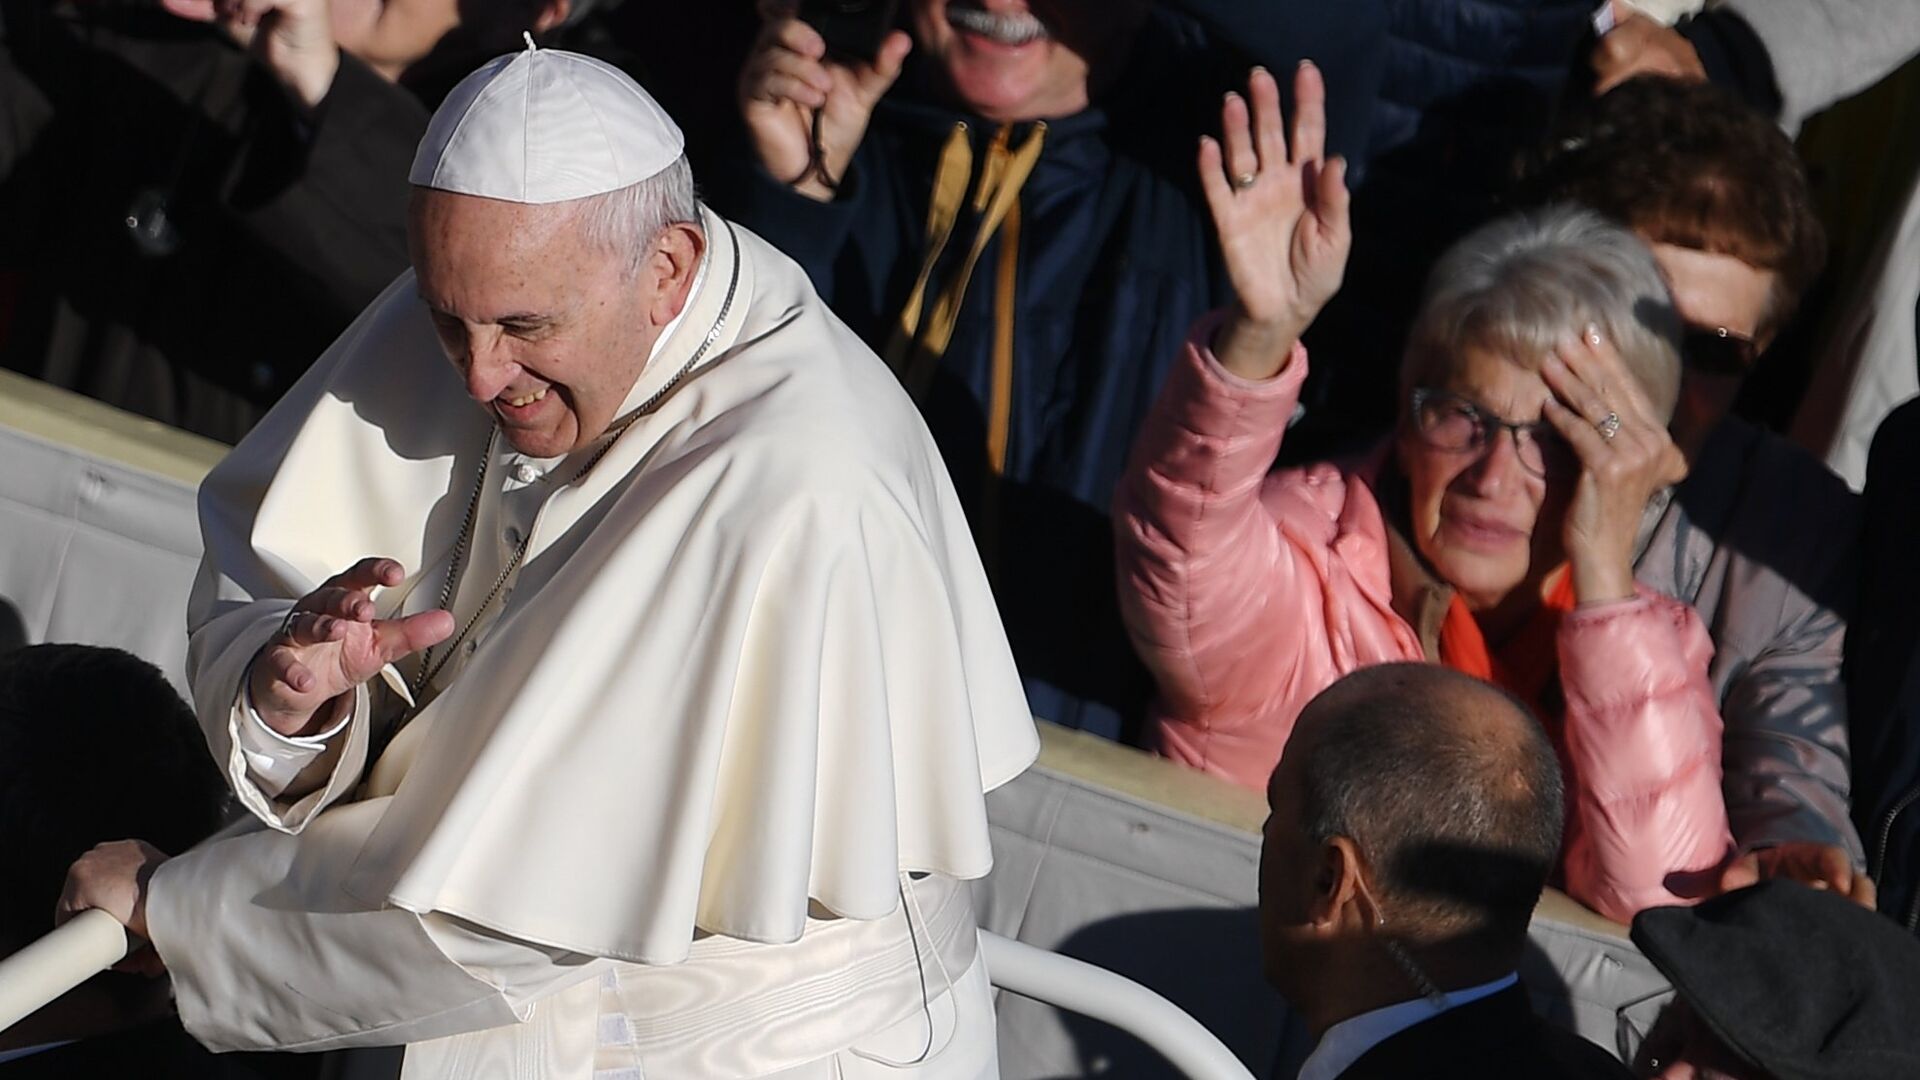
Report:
1115,65,1732,922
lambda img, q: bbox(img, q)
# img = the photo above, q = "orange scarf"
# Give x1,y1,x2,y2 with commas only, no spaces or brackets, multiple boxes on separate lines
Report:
1438,567,1579,719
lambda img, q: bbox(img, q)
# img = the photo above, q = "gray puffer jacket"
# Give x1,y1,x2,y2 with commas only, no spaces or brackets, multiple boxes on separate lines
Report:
1634,416,1863,860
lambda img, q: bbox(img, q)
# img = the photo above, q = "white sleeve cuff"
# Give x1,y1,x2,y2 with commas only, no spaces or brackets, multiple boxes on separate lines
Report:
237,679,352,793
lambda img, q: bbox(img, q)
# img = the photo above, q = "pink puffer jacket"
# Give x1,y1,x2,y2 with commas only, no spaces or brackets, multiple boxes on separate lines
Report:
1114,317,1734,922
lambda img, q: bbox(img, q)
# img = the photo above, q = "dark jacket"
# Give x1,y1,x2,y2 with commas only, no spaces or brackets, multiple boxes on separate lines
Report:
721,0,1388,740
0,1,422,445
1337,985,1631,1080
1849,396,1920,932
1634,416,1863,860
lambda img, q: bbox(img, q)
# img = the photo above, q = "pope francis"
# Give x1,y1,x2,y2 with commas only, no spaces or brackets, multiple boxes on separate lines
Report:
55,41,1039,1080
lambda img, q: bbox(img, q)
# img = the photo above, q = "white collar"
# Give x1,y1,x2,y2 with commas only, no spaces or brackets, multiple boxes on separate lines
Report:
1297,973,1518,1080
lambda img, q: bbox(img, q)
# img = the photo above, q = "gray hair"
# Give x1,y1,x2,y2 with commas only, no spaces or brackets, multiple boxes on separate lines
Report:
1400,204,1683,422
571,154,701,275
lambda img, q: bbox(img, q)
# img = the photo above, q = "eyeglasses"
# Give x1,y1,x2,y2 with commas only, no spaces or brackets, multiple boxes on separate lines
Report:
1680,325,1759,378
1408,388,1573,479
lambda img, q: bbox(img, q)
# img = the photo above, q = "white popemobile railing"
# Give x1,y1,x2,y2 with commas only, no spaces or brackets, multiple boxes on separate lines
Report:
0,917,1256,1080
0,910,128,1032
980,932,1257,1080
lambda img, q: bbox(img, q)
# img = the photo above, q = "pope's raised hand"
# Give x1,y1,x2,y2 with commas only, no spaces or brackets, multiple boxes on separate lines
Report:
247,557,454,737
1200,63,1351,381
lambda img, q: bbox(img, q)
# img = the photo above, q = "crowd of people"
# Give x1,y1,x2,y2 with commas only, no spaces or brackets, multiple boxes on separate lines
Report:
4,0,1920,1076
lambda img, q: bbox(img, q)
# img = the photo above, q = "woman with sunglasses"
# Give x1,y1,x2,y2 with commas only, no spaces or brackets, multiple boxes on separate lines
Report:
1115,64,1732,924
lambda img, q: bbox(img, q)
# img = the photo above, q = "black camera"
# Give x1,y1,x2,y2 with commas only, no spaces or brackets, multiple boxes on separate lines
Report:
798,0,900,63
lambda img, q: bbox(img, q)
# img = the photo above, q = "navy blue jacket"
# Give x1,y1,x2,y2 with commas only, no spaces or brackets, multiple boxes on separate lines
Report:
722,2,1387,740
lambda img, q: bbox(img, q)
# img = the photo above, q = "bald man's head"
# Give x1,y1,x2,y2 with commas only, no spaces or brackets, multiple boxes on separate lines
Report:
1260,664,1565,1001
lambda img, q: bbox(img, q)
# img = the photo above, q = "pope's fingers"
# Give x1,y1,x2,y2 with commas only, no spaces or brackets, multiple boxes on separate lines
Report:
282,610,351,647
297,585,377,622
259,641,320,697
372,609,456,664
324,556,404,595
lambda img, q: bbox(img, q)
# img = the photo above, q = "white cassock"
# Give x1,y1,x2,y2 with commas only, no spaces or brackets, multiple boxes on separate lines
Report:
149,205,1040,1079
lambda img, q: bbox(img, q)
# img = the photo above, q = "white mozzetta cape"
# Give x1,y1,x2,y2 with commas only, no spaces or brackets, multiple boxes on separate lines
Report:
182,208,1039,965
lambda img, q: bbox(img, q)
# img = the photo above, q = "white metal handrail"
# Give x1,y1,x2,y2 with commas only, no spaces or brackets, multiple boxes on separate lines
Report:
0,909,129,1033
980,930,1257,1080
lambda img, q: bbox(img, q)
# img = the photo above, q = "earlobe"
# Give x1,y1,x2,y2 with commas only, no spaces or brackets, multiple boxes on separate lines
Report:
1311,836,1373,932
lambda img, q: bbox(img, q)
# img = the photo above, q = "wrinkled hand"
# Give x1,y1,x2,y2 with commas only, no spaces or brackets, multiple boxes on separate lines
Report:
1541,328,1688,604
247,557,453,737
1719,843,1878,909
1201,63,1351,381
739,1,911,202
163,0,341,110
1590,8,1706,95
56,840,169,977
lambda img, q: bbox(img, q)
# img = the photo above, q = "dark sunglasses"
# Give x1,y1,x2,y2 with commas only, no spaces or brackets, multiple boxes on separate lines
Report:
1680,326,1759,378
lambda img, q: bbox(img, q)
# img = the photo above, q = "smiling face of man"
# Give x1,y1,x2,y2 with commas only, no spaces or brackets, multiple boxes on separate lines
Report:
408,190,672,459
906,0,1145,122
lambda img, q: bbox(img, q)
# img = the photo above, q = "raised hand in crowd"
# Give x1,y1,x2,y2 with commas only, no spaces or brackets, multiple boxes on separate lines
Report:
739,0,913,202
1200,63,1351,382
162,0,341,110
1540,330,1689,604
1589,2,1705,94
247,557,454,737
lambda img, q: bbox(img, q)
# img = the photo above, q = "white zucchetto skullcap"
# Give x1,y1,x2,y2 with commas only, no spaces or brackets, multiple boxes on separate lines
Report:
409,35,685,204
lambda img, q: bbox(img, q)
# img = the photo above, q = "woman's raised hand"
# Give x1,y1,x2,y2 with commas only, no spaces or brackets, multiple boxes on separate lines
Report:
1200,63,1351,381
1542,328,1689,605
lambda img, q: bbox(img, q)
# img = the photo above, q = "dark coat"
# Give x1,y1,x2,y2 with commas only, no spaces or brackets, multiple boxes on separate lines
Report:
1849,395,1920,932
1338,986,1632,1080
720,0,1389,740
0,1,422,445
